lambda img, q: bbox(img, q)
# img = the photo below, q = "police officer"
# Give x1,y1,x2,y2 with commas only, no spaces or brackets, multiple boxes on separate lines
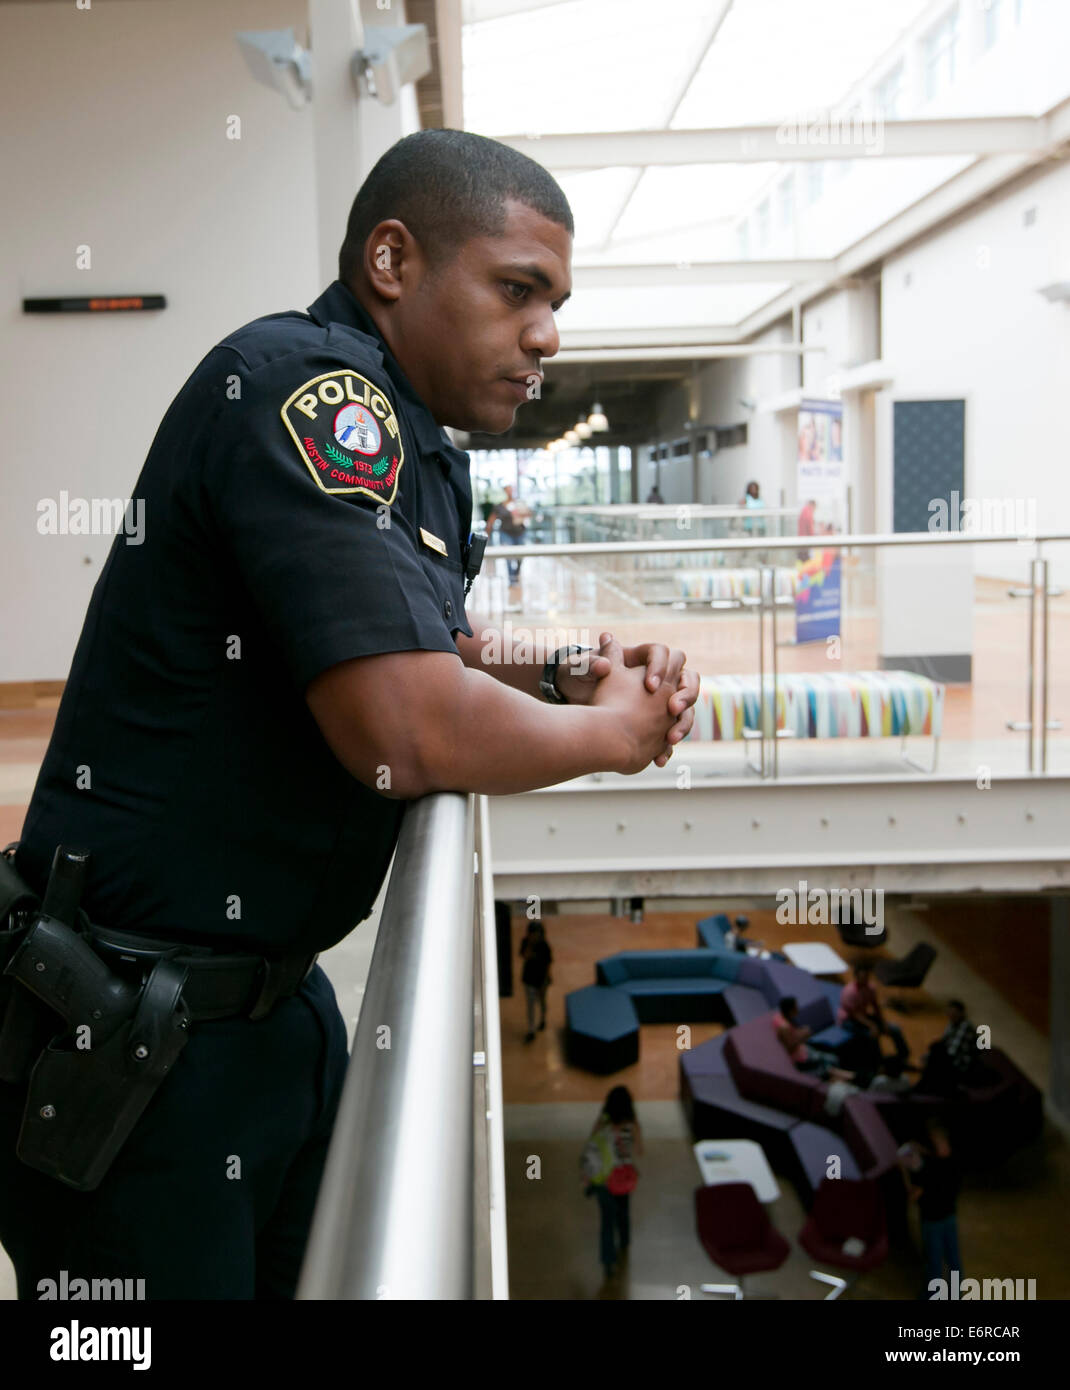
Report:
0,129,698,1299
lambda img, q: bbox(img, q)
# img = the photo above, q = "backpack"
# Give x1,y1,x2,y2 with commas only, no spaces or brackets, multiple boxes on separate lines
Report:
581,1122,639,1194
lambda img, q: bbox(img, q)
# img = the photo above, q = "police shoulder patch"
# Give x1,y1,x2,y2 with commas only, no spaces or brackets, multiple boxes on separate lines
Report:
281,368,404,503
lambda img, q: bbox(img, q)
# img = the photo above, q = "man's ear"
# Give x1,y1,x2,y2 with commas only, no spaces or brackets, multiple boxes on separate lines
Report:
363,220,411,304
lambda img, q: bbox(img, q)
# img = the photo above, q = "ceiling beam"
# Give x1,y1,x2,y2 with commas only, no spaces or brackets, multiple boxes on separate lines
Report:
557,324,744,349
572,258,832,287
551,343,826,365
496,116,1044,168
463,0,572,21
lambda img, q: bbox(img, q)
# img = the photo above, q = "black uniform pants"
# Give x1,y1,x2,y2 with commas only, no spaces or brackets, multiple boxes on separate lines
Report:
0,963,349,1300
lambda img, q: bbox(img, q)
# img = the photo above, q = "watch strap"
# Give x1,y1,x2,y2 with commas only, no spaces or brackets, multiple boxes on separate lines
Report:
540,645,593,704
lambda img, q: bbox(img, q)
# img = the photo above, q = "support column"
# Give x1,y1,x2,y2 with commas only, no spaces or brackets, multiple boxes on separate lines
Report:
309,0,412,291
1051,897,1070,1131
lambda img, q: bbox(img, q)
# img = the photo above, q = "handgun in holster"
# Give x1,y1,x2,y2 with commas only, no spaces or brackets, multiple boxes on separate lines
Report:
0,843,49,1082
0,845,191,1192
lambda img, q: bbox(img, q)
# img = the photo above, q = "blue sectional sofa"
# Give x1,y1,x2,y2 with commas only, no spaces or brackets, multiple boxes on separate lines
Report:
566,943,842,1072
595,949,744,1024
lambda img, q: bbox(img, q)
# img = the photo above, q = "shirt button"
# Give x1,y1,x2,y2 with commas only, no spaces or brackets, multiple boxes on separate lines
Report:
444,599,453,620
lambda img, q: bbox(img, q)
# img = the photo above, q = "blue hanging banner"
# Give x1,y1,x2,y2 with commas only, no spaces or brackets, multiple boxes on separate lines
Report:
795,548,842,645
796,399,844,645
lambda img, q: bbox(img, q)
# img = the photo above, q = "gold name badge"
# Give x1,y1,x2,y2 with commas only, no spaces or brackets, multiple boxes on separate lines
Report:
420,527,448,556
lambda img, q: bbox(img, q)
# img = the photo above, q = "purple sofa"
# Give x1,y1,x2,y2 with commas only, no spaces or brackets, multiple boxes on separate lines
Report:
722,1013,828,1121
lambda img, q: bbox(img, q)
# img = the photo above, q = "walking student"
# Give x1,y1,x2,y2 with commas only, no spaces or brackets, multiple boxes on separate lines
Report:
520,920,552,1042
581,1086,642,1281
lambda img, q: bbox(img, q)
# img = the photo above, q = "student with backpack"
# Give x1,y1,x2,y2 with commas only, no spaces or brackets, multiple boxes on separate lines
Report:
581,1086,643,1280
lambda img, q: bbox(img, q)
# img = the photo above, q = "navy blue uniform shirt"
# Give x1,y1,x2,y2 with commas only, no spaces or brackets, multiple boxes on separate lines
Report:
18,280,475,953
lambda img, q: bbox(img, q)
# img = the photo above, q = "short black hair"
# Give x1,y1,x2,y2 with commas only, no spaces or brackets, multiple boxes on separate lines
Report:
948,998,966,1012
338,129,574,284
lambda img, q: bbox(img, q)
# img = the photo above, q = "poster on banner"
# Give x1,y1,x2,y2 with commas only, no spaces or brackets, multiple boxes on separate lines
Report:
795,400,844,644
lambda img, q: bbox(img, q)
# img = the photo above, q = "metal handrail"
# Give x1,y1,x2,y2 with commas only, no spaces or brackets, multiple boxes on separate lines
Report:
546,504,801,516
298,793,477,1300
481,529,1070,560
474,795,509,1297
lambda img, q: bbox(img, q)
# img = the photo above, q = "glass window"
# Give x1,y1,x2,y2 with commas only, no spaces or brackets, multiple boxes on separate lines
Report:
806,162,824,205
778,175,794,230
756,198,770,249
839,106,860,175
923,7,960,103
737,220,750,259
874,62,904,119
982,0,1001,50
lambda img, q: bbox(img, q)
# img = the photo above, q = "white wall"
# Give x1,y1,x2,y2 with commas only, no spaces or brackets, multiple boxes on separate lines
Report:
640,324,802,510
698,323,796,507
0,0,318,681
880,155,1070,584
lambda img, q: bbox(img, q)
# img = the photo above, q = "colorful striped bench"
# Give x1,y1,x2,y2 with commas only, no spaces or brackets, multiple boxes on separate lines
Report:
673,567,797,603
687,671,944,772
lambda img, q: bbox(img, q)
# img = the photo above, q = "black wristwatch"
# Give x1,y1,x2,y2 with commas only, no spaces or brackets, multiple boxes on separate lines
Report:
540,645,593,704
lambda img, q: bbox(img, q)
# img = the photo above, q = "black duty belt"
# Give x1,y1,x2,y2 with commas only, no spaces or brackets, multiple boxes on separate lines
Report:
87,927,318,1023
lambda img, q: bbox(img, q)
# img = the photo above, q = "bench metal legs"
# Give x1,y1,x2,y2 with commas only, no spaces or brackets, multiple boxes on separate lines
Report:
810,1269,851,1300
900,732,940,774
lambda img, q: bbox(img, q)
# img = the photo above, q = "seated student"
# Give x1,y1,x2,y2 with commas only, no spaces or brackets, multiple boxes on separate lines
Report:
724,916,787,961
773,997,855,1083
917,1000,991,1096
725,917,755,953
941,999,983,1078
837,962,910,1070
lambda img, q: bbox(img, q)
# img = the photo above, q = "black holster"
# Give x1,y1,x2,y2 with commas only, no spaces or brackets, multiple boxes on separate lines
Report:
17,956,191,1192
0,845,192,1192
0,848,49,1084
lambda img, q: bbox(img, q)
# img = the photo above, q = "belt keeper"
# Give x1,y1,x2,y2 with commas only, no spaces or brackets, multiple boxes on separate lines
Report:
248,953,316,1021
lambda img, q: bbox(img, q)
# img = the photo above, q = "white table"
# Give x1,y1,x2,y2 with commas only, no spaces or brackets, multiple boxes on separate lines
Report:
693,1139,781,1203
782,941,849,976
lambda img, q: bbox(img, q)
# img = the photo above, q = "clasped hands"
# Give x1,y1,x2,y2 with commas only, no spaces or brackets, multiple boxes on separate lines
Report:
553,631,699,769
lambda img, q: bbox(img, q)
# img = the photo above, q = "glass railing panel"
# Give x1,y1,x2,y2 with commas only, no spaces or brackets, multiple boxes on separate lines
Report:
469,532,1070,783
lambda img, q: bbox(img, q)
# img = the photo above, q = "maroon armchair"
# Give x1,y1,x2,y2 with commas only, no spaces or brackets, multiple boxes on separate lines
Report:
799,1177,888,1299
695,1183,791,1299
